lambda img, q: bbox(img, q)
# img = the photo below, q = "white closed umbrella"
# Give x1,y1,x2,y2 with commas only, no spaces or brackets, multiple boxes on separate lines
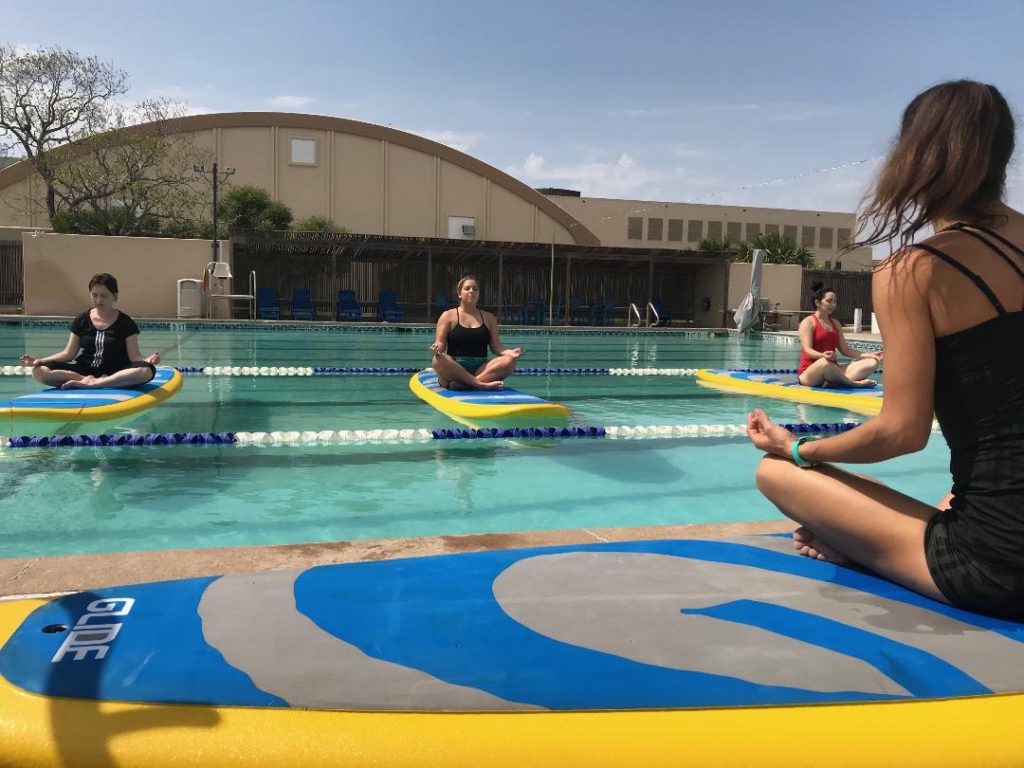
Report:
733,249,765,334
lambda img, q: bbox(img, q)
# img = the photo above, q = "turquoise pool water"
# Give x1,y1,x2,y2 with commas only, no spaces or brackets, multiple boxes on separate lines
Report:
0,324,952,558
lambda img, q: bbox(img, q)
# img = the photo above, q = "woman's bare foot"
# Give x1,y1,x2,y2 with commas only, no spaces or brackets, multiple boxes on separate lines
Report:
792,526,852,564
62,376,99,390
852,379,878,388
477,380,504,390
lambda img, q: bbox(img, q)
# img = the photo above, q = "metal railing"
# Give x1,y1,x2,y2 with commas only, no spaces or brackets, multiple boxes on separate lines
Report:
628,303,642,327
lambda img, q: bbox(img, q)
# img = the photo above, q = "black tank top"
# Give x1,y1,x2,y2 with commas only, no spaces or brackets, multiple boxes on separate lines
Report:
446,308,490,357
915,222,1024,567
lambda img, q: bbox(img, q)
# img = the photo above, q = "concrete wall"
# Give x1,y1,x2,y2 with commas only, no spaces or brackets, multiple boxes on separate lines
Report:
727,262,803,312
694,263,730,328
22,232,214,317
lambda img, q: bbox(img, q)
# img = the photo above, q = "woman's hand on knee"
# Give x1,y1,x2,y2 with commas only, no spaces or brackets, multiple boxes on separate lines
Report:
746,409,795,458
19,355,40,366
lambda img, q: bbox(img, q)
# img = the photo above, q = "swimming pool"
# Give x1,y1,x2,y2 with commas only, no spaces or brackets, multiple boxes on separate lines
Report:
0,323,952,558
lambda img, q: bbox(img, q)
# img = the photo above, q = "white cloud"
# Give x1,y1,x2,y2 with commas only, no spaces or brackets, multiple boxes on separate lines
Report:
507,151,717,199
265,95,315,110
409,129,481,154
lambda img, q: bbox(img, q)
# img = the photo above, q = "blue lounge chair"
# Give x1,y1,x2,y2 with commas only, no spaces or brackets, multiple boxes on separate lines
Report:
432,294,457,318
336,290,362,321
569,298,591,325
592,299,615,327
501,300,525,324
378,291,405,322
650,298,673,327
256,287,281,320
291,288,317,321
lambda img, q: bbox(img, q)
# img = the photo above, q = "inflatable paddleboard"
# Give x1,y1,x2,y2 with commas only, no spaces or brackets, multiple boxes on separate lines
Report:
409,368,569,426
0,536,1021,767
696,368,883,414
0,366,182,434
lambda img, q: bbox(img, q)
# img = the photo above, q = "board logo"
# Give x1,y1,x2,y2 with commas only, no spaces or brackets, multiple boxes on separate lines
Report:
51,597,135,663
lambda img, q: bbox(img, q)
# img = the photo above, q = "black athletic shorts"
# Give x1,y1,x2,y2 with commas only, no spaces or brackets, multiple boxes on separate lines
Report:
47,360,157,383
924,512,1024,621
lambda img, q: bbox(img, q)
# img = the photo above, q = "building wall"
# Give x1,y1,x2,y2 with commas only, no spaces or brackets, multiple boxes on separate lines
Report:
547,195,874,271
727,263,803,313
22,232,214,317
0,114,596,248
694,262,730,328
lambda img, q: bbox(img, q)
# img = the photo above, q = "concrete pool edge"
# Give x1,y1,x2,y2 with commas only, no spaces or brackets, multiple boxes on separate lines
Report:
0,520,794,599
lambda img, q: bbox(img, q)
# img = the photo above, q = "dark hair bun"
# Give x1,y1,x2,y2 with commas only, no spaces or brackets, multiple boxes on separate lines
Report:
811,281,824,292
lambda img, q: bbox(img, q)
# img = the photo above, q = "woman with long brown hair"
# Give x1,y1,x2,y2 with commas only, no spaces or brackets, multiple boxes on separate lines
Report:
429,275,523,390
746,80,1024,619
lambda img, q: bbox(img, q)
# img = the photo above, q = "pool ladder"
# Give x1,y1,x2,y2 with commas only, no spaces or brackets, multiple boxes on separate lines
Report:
628,302,660,327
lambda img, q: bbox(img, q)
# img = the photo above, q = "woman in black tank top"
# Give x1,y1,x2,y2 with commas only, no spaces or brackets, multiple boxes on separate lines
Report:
429,275,523,390
19,273,160,390
746,80,1024,620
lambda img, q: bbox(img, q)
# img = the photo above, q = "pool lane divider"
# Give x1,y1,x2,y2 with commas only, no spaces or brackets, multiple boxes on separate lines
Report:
1,365,884,378
2,421,862,449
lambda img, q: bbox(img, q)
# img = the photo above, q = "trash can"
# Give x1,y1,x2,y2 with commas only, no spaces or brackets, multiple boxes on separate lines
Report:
177,279,203,319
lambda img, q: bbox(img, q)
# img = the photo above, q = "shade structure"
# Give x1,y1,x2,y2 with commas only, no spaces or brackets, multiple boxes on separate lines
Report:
733,249,765,333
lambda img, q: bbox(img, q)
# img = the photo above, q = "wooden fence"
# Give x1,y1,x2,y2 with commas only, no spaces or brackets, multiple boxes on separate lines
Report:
800,269,873,325
0,240,23,310
231,238,703,325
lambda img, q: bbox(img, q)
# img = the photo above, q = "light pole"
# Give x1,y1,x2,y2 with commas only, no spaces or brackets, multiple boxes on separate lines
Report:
193,162,235,262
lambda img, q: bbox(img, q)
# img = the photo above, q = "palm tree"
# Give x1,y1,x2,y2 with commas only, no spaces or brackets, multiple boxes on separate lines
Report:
734,233,815,267
698,235,741,254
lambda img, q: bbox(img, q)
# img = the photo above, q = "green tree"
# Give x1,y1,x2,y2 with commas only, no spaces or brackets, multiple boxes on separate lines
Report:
291,215,349,233
698,235,740,253
0,45,127,222
217,185,294,232
47,99,209,236
734,232,815,267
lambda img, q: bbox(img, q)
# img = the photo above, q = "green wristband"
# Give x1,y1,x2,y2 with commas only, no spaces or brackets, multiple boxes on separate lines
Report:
791,436,817,468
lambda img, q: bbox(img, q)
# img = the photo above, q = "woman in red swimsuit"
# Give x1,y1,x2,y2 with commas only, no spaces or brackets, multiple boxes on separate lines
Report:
797,282,882,388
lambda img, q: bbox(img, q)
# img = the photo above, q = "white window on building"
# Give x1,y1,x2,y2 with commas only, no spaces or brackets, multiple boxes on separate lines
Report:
838,227,852,247
765,223,779,236
648,218,663,240
819,227,834,249
726,221,741,241
707,221,723,239
783,224,798,241
627,217,643,240
448,216,476,239
667,219,683,241
746,223,761,240
290,138,317,166
687,220,703,242
801,226,816,248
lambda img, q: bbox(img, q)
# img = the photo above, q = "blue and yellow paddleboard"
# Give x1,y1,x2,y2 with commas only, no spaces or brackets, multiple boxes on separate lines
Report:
1,536,1022,767
696,368,883,415
0,366,182,434
409,368,570,426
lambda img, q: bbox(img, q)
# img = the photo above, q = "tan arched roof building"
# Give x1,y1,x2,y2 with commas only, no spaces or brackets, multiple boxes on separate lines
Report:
0,112,599,247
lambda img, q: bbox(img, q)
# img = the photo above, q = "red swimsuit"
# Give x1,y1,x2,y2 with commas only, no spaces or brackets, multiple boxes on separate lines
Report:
797,315,840,375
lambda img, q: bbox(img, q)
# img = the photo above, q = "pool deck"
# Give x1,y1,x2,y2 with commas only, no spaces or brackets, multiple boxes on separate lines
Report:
0,520,793,599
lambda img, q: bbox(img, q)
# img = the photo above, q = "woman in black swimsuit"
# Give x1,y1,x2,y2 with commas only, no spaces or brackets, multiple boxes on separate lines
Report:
747,80,1024,620
20,273,160,390
429,275,523,390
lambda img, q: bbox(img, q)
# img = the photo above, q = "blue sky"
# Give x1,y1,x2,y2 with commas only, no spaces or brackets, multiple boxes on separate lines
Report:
8,0,1024,215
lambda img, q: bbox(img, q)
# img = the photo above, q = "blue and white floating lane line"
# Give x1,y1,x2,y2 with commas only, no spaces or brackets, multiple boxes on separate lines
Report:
0,365,882,378
2,422,868,449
